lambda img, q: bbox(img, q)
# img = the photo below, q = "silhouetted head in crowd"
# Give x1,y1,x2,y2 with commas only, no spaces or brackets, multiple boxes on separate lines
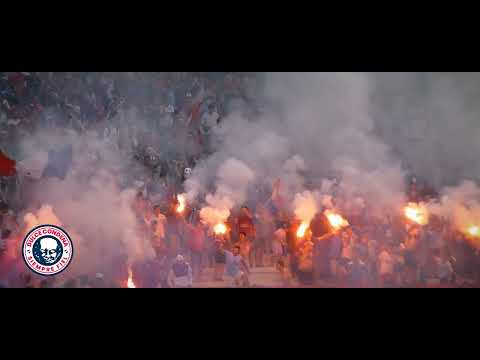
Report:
233,245,241,256
153,205,162,217
1,229,11,240
0,201,9,215
239,232,247,242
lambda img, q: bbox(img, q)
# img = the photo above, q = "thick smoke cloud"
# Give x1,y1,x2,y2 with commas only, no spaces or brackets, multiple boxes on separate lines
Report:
370,72,480,188
199,158,255,226
190,73,480,223
428,180,480,243
293,190,319,224
189,72,407,219
15,72,480,279
17,122,155,279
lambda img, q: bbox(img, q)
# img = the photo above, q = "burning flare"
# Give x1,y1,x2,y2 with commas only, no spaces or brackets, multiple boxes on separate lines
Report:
127,267,136,288
467,225,480,238
404,202,429,225
324,209,349,230
214,223,227,235
293,191,318,239
176,194,186,213
297,221,309,238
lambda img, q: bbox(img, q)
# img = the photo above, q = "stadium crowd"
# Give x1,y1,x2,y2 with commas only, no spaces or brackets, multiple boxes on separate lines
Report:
1,72,480,288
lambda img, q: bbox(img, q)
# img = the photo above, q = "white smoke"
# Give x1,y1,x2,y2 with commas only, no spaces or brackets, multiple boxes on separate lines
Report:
293,190,319,224
184,72,409,220
23,204,62,231
428,180,480,235
17,124,155,278
265,73,407,216
15,72,480,282
370,72,480,188
199,158,255,226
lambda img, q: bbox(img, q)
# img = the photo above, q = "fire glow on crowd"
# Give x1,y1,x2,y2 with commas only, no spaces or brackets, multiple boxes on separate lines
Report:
2,72,480,288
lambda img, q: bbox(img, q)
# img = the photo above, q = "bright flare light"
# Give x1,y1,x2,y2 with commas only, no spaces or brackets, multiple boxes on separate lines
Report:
127,267,136,288
467,225,480,237
324,210,349,230
176,194,186,213
404,202,429,225
214,223,227,235
296,221,309,238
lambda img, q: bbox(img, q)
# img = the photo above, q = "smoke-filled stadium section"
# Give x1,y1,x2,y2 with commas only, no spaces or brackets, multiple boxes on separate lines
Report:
1,72,480,288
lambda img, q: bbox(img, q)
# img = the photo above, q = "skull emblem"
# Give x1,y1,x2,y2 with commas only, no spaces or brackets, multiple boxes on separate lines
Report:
39,237,61,265
184,167,192,178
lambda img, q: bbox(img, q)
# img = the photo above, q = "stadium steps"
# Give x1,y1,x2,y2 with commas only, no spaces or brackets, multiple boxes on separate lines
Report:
193,266,285,288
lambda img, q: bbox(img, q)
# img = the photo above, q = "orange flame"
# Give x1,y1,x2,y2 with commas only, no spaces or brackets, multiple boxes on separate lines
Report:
127,267,136,288
324,209,349,230
467,225,480,238
296,221,309,238
176,194,186,213
404,202,429,225
214,223,227,235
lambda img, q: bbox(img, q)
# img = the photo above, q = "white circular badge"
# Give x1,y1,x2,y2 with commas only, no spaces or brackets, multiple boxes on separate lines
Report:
22,224,74,276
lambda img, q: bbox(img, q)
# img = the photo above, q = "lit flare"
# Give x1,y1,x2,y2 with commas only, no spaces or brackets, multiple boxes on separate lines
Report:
324,209,349,230
176,194,186,213
467,225,480,238
296,221,309,238
127,267,136,288
404,202,429,225
214,223,227,235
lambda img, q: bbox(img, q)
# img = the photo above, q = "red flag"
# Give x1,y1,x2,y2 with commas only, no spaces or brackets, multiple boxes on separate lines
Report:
0,150,16,176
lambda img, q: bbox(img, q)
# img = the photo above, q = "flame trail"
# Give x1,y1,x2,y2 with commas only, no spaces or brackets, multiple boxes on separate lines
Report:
293,190,318,239
296,221,309,238
127,266,136,288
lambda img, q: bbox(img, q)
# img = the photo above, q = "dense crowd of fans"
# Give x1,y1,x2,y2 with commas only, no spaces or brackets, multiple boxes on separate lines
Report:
1,72,480,288
0,71,262,287
125,182,480,288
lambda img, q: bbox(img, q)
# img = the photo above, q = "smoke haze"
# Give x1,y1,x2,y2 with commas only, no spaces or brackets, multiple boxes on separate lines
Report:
14,72,480,278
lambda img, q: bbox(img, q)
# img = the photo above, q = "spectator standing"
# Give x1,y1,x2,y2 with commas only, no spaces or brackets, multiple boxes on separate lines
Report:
168,255,193,288
213,238,227,281
225,245,250,288
378,244,396,287
186,221,205,281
